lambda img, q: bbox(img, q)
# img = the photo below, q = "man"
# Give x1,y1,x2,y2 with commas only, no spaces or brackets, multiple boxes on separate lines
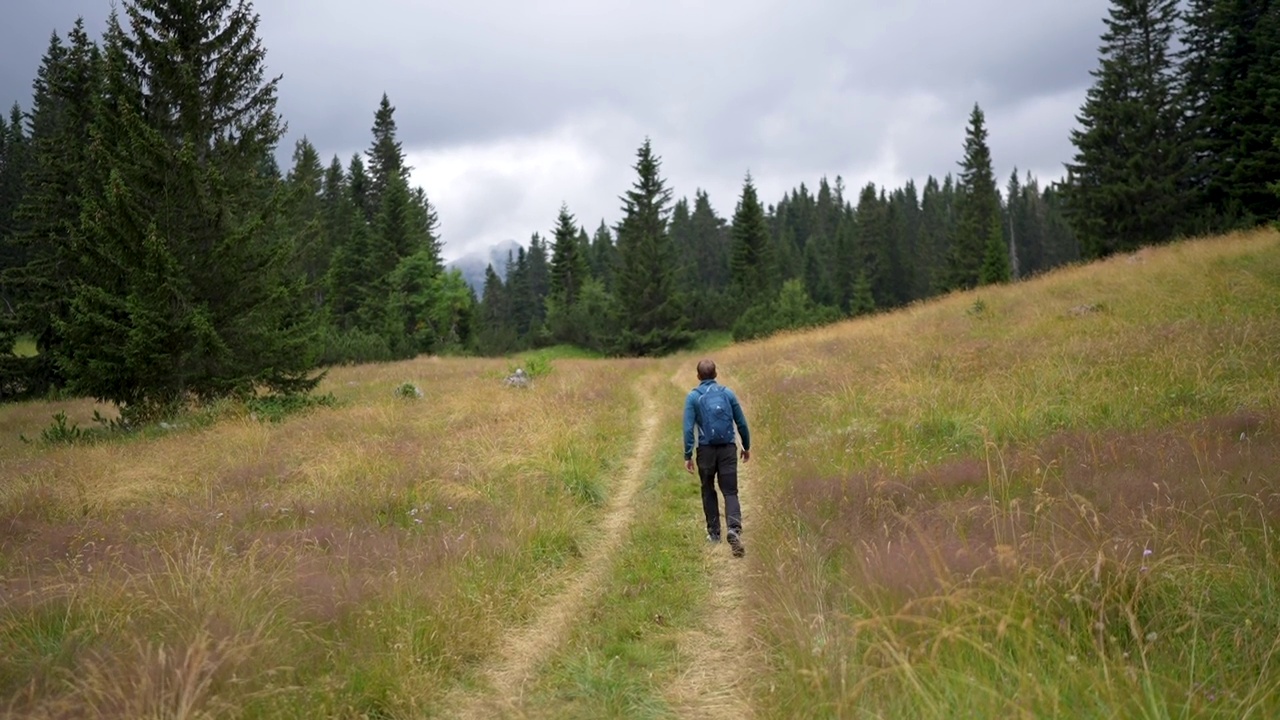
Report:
683,359,751,558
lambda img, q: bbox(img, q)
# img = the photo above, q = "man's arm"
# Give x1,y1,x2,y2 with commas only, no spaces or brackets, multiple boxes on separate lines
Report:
730,390,751,455
682,392,697,461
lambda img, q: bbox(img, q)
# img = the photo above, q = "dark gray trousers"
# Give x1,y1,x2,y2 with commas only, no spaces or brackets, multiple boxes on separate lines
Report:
696,443,741,538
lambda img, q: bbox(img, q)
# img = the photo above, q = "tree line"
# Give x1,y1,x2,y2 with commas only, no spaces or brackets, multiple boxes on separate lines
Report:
0,0,1277,419
474,110,1081,357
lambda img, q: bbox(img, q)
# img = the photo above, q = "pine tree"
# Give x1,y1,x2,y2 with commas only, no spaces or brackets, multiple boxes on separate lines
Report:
587,220,617,291
0,106,29,393
895,180,925,300
918,175,951,295
1,106,30,329
366,93,407,218
950,103,1007,288
682,189,731,330
849,270,876,316
1065,0,1186,256
1180,0,1280,226
729,173,776,314
5,24,100,395
60,3,318,421
548,204,588,306
546,204,591,345
504,247,534,343
475,264,517,354
347,153,370,222
286,137,330,311
853,184,888,305
614,138,689,355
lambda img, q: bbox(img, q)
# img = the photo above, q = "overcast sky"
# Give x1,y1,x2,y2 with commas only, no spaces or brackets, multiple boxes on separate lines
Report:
2,1,1110,262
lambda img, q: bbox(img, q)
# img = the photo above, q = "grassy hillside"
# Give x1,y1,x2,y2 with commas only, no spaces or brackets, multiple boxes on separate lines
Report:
0,228,1277,718
722,228,1280,717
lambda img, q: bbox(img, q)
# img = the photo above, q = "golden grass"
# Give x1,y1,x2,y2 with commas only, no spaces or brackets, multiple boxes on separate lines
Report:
713,228,1280,717
1,354,643,717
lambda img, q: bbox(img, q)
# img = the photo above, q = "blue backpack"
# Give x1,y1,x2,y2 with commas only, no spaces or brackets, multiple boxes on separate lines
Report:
697,384,736,445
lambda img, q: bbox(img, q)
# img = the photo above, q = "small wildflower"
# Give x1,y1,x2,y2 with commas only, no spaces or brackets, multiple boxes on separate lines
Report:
413,518,423,525
1143,548,1153,557
1140,566,1149,573
1145,631,1158,643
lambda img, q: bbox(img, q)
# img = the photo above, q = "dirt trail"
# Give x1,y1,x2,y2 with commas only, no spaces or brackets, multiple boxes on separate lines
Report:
663,368,754,720
446,376,661,719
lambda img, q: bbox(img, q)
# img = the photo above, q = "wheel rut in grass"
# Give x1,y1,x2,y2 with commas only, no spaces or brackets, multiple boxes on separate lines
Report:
664,367,754,720
448,375,661,718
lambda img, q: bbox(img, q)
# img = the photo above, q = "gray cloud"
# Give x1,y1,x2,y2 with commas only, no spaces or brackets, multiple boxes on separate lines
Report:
2,0,1112,260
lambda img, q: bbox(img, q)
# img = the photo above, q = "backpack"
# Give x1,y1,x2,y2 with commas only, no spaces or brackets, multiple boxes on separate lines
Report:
697,384,736,445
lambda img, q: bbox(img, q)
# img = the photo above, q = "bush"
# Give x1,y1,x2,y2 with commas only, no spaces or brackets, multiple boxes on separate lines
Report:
246,392,336,423
394,382,423,399
319,326,396,366
39,411,84,445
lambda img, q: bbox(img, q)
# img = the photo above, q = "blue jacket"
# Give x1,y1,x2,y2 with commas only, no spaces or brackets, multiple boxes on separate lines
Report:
683,379,751,460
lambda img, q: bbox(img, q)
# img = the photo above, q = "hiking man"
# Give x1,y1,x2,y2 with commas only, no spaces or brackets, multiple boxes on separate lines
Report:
683,359,751,557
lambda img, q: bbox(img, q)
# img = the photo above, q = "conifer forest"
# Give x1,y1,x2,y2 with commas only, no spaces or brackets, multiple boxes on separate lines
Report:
1,0,1277,419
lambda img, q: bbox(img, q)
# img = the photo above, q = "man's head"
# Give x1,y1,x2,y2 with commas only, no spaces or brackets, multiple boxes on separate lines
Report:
696,359,717,381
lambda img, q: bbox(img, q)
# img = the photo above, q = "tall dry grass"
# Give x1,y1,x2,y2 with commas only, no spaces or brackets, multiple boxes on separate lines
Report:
1,355,643,718
719,229,1280,717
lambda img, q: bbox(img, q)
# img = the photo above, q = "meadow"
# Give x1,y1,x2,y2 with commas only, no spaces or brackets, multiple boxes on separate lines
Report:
1,228,1278,718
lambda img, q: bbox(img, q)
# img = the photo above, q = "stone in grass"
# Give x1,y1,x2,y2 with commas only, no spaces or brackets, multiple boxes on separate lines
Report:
1067,303,1104,317
503,368,531,388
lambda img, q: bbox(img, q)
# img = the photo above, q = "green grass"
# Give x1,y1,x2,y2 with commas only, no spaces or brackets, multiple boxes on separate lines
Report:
689,330,733,353
527,406,708,719
515,344,606,362
11,335,37,357
726,229,1280,718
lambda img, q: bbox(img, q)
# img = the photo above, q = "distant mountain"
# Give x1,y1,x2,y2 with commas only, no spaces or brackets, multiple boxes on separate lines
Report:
447,239,522,294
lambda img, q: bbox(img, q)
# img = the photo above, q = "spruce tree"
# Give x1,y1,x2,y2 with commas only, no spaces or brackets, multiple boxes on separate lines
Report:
1065,0,1186,256
729,173,776,314
918,175,950,295
475,264,517,354
548,204,588,306
348,153,371,222
587,220,617,291
286,137,330,310
683,189,731,329
525,233,551,338
853,184,888,305
546,204,590,344
366,93,406,217
5,23,101,394
505,247,533,343
614,138,689,355
60,3,319,421
1,106,30,329
1180,0,1280,226
0,106,28,393
950,103,1007,288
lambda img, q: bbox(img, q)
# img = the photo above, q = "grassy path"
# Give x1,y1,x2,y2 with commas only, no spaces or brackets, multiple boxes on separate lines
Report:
446,375,663,718
442,366,761,719
661,368,754,720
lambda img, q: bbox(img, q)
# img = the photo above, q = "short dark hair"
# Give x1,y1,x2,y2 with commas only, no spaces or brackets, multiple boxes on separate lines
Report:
696,359,717,380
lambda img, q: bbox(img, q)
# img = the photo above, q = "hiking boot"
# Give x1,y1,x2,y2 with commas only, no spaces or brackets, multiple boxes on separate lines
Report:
727,530,745,558
706,533,721,544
